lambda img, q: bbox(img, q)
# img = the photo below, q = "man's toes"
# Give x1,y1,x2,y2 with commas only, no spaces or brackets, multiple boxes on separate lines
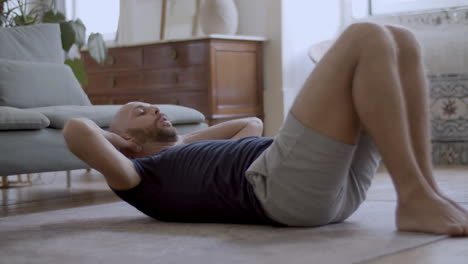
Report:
460,225,468,237
447,224,464,237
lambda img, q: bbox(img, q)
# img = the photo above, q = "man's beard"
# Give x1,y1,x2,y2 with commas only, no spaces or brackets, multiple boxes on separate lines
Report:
151,126,178,142
128,126,178,144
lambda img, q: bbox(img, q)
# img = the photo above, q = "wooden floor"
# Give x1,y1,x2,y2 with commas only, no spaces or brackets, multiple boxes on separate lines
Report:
0,169,119,217
1,166,467,263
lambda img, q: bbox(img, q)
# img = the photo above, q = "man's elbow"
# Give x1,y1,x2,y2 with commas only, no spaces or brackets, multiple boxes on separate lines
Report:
63,119,82,138
63,119,92,149
248,117,263,136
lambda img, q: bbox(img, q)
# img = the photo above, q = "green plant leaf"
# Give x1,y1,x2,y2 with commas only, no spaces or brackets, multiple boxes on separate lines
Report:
71,18,86,48
42,10,66,23
13,15,24,25
88,33,107,64
60,21,75,52
65,58,88,86
13,14,36,26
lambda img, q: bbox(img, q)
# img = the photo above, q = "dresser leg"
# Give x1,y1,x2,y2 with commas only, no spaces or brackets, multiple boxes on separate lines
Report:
1,176,8,188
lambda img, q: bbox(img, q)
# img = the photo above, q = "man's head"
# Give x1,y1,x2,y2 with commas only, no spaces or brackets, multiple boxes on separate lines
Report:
110,102,178,144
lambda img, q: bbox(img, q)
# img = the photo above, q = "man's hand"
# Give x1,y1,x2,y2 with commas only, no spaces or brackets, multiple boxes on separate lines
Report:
104,131,141,158
63,118,141,158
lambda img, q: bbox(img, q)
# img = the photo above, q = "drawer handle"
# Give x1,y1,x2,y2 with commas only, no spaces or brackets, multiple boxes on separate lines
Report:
171,72,179,84
169,48,177,60
108,76,116,88
106,55,115,65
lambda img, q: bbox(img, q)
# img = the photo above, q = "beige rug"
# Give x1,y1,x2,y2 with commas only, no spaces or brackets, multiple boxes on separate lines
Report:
0,201,445,264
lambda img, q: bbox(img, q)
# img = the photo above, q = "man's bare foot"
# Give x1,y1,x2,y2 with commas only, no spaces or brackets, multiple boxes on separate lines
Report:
439,193,468,216
429,182,468,218
419,172,468,218
396,192,467,236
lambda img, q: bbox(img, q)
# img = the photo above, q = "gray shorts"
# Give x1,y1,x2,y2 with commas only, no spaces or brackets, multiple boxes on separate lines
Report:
245,112,381,227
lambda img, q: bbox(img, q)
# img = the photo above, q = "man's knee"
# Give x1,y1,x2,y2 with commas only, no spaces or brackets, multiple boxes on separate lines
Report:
344,22,399,60
384,24,423,61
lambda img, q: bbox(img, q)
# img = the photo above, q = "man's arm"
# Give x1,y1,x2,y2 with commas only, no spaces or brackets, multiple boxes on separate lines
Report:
63,118,141,190
181,117,263,144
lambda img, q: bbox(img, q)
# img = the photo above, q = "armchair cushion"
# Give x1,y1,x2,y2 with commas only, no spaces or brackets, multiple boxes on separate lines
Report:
29,104,206,128
0,106,50,130
0,24,64,63
0,59,91,108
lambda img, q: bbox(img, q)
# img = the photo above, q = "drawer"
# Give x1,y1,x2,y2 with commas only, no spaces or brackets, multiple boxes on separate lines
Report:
83,47,143,71
86,71,142,94
143,41,207,68
176,92,209,116
141,66,207,91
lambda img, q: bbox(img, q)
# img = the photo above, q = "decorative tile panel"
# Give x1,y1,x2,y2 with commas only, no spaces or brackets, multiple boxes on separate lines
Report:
432,141,468,165
429,74,468,141
359,7,468,27
429,74,468,164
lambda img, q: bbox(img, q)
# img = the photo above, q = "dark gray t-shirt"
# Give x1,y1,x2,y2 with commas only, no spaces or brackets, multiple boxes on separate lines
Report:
112,136,280,225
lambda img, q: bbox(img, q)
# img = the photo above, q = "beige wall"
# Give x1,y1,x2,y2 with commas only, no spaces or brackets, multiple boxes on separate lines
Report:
236,0,342,136
281,0,342,121
235,0,283,136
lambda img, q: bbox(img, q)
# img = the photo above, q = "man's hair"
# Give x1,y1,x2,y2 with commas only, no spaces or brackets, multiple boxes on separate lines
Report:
109,108,127,136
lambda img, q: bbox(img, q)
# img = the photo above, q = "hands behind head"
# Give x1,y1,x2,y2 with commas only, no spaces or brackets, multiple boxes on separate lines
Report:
106,132,142,158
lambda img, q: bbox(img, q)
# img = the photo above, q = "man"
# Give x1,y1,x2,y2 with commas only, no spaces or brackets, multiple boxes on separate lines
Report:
64,23,468,235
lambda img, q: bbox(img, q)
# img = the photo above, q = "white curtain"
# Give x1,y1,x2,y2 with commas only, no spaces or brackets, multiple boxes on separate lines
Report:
55,0,66,14
25,0,66,17
116,0,163,45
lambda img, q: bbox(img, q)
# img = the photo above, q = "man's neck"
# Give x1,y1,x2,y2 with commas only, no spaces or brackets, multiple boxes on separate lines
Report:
134,135,183,158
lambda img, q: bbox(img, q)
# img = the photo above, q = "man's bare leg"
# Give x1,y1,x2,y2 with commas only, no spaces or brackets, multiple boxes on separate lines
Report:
291,22,467,235
385,25,468,216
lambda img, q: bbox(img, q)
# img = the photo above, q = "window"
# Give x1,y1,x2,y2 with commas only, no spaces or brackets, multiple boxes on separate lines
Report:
65,0,120,41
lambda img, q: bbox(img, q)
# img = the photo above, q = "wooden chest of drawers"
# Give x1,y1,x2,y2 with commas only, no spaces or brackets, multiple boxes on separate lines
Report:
81,37,264,124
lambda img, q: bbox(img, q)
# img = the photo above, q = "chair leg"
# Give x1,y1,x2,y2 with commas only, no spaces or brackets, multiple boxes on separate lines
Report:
66,171,71,188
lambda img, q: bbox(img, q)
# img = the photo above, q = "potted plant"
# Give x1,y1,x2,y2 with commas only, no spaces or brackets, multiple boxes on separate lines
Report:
0,0,107,85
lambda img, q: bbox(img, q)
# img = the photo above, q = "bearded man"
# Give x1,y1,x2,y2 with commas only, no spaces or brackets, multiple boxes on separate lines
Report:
64,23,468,235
